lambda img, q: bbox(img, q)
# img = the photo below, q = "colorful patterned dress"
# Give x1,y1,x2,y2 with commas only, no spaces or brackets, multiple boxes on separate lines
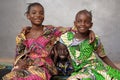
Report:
56,59,73,76
3,26,68,80
60,31,120,80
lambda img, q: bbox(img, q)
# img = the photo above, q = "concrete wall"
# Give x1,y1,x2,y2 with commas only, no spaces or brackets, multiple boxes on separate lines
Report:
0,0,120,63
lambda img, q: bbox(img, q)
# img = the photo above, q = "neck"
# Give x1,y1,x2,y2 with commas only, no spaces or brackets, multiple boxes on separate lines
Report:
75,30,90,40
31,24,43,31
59,58,68,62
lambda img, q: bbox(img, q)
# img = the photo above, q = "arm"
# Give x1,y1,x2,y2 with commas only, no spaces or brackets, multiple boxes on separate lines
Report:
89,30,95,44
12,32,26,71
54,27,71,37
14,30,26,66
20,26,31,34
95,40,120,71
101,56,120,70
51,44,58,65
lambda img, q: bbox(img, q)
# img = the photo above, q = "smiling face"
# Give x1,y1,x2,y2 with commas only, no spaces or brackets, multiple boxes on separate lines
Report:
57,43,69,60
27,5,44,26
74,10,93,34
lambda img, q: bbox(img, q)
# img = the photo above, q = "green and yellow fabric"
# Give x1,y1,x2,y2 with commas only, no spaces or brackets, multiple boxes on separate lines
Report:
60,31,120,80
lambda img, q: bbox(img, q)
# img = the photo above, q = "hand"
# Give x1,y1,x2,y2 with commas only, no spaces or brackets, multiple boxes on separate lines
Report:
17,59,28,69
89,30,95,44
21,26,31,34
53,45,58,64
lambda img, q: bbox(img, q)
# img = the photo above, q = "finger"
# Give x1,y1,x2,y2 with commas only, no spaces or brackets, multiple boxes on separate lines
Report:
89,40,92,44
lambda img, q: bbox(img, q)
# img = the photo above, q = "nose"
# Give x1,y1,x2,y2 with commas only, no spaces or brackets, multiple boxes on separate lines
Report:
36,13,41,17
81,21,85,26
61,50,64,53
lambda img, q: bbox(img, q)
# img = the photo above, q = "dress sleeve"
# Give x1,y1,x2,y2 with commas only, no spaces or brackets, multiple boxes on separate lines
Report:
15,27,31,58
16,33,26,56
95,38,106,58
54,27,71,37
14,32,26,65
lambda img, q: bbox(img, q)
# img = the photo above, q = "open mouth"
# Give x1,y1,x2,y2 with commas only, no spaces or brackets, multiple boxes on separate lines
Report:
80,27,85,30
35,19,41,22
60,55,66,58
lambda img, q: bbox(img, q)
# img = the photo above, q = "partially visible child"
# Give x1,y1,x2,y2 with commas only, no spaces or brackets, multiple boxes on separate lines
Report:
51,41,73,76
60,10,120,80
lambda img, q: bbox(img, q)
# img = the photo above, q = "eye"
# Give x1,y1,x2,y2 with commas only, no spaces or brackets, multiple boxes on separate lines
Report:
77,20,81,23
31,11,36,14
39,12,44,15
86,21,91,24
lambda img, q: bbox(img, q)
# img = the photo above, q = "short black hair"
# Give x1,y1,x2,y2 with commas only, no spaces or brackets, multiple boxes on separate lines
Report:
25,2,44,14
75,9,92,21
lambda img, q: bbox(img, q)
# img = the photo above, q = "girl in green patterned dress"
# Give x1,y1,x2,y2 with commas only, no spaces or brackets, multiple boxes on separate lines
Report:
60,10,120,80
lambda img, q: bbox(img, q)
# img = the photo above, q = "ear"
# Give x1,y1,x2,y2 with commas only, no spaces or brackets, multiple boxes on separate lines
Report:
90,22,93,28
67,54,71,61
74,21,76,26
73,21,77,31
26,13,30,20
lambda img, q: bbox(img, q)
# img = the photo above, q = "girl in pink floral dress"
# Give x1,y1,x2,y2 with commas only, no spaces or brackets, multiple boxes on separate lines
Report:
2,2,68,80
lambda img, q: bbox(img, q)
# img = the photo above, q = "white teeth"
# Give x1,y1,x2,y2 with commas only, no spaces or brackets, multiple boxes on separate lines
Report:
80,28,85,30
35,19,41,21
35,18,41,20
36,19,40,20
